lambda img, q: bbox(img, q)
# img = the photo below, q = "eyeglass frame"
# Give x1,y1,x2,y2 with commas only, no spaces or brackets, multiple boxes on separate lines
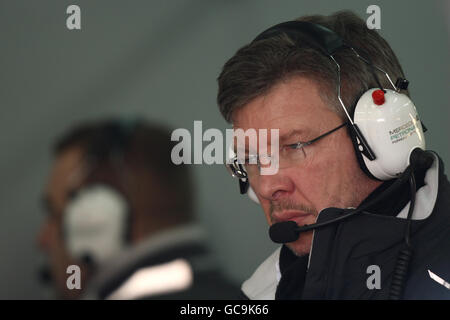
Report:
226,122,348,180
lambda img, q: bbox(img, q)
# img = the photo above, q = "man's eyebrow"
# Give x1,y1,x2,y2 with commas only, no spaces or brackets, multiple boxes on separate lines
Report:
232,129,307,152
279,129,306,144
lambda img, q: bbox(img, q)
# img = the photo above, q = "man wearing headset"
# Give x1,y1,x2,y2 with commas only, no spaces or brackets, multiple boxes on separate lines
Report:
218,11,450,299
38,119,238,299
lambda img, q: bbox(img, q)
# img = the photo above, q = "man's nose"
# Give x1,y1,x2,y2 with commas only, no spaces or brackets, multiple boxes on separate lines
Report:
254,169,295,201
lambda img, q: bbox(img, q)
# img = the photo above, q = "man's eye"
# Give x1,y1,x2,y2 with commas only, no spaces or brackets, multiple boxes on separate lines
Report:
280,143,304,156
284,143,300,151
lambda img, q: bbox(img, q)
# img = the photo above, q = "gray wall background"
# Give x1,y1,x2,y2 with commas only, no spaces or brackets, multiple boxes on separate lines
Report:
0,0,448,299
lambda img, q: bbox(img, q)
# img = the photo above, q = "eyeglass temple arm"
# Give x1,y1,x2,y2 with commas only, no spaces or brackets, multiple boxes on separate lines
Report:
304,122,348,146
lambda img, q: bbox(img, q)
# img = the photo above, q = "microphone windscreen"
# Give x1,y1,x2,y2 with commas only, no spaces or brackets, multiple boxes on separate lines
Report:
269,221,299,243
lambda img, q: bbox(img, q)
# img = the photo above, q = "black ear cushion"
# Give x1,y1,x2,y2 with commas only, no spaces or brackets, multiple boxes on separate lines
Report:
346,102,382,182
346,123,378,181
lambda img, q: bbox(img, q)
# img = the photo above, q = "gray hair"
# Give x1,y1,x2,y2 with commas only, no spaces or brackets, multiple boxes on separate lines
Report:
217,10,407,123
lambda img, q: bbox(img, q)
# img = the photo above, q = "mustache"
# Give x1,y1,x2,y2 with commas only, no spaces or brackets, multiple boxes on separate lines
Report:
270,200,318,223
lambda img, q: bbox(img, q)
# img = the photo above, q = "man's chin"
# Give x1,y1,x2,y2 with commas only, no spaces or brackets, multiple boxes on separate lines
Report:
285,230,313,257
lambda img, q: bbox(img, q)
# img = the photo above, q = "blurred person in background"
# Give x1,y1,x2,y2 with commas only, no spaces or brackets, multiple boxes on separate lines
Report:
37,118,238,299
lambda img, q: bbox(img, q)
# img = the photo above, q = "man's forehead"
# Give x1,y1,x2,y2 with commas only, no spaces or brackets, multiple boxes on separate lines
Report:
45,147,86,206
49,147,85,182
232,104,310,130
232,104,313,134
232,77,324,122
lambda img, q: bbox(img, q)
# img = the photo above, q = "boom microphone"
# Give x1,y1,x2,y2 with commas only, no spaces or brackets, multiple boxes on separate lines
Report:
269,208,358,243
269,221,299,243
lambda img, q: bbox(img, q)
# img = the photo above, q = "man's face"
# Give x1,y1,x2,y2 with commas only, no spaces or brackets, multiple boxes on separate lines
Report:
233,76,381,256
37,146,172,298
38,146,89,299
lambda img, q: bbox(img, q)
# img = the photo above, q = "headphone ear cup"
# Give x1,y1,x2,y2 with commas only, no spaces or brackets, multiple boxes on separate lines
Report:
63,184,129,265
353,89,426,180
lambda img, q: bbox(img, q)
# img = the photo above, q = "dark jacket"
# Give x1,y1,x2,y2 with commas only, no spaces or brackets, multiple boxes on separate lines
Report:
83,224,239,300
242,152,450,299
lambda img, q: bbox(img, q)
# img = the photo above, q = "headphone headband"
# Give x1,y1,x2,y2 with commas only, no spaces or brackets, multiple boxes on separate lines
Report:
252,21,346,56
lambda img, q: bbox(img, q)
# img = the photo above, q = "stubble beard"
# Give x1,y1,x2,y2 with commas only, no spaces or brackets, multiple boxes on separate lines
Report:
270,199,318,257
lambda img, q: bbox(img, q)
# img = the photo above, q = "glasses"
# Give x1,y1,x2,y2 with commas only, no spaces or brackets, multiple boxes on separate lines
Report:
227,122,347,179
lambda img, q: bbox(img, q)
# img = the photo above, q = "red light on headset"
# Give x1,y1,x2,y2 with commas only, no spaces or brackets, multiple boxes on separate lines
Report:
372,89,385,105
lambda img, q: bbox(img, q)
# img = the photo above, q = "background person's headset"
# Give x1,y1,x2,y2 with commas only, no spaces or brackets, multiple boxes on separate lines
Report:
62,120,138,268
225,21,435,300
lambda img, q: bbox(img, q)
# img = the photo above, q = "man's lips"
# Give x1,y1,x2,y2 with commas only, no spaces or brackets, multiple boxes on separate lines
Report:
272,211,312,225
